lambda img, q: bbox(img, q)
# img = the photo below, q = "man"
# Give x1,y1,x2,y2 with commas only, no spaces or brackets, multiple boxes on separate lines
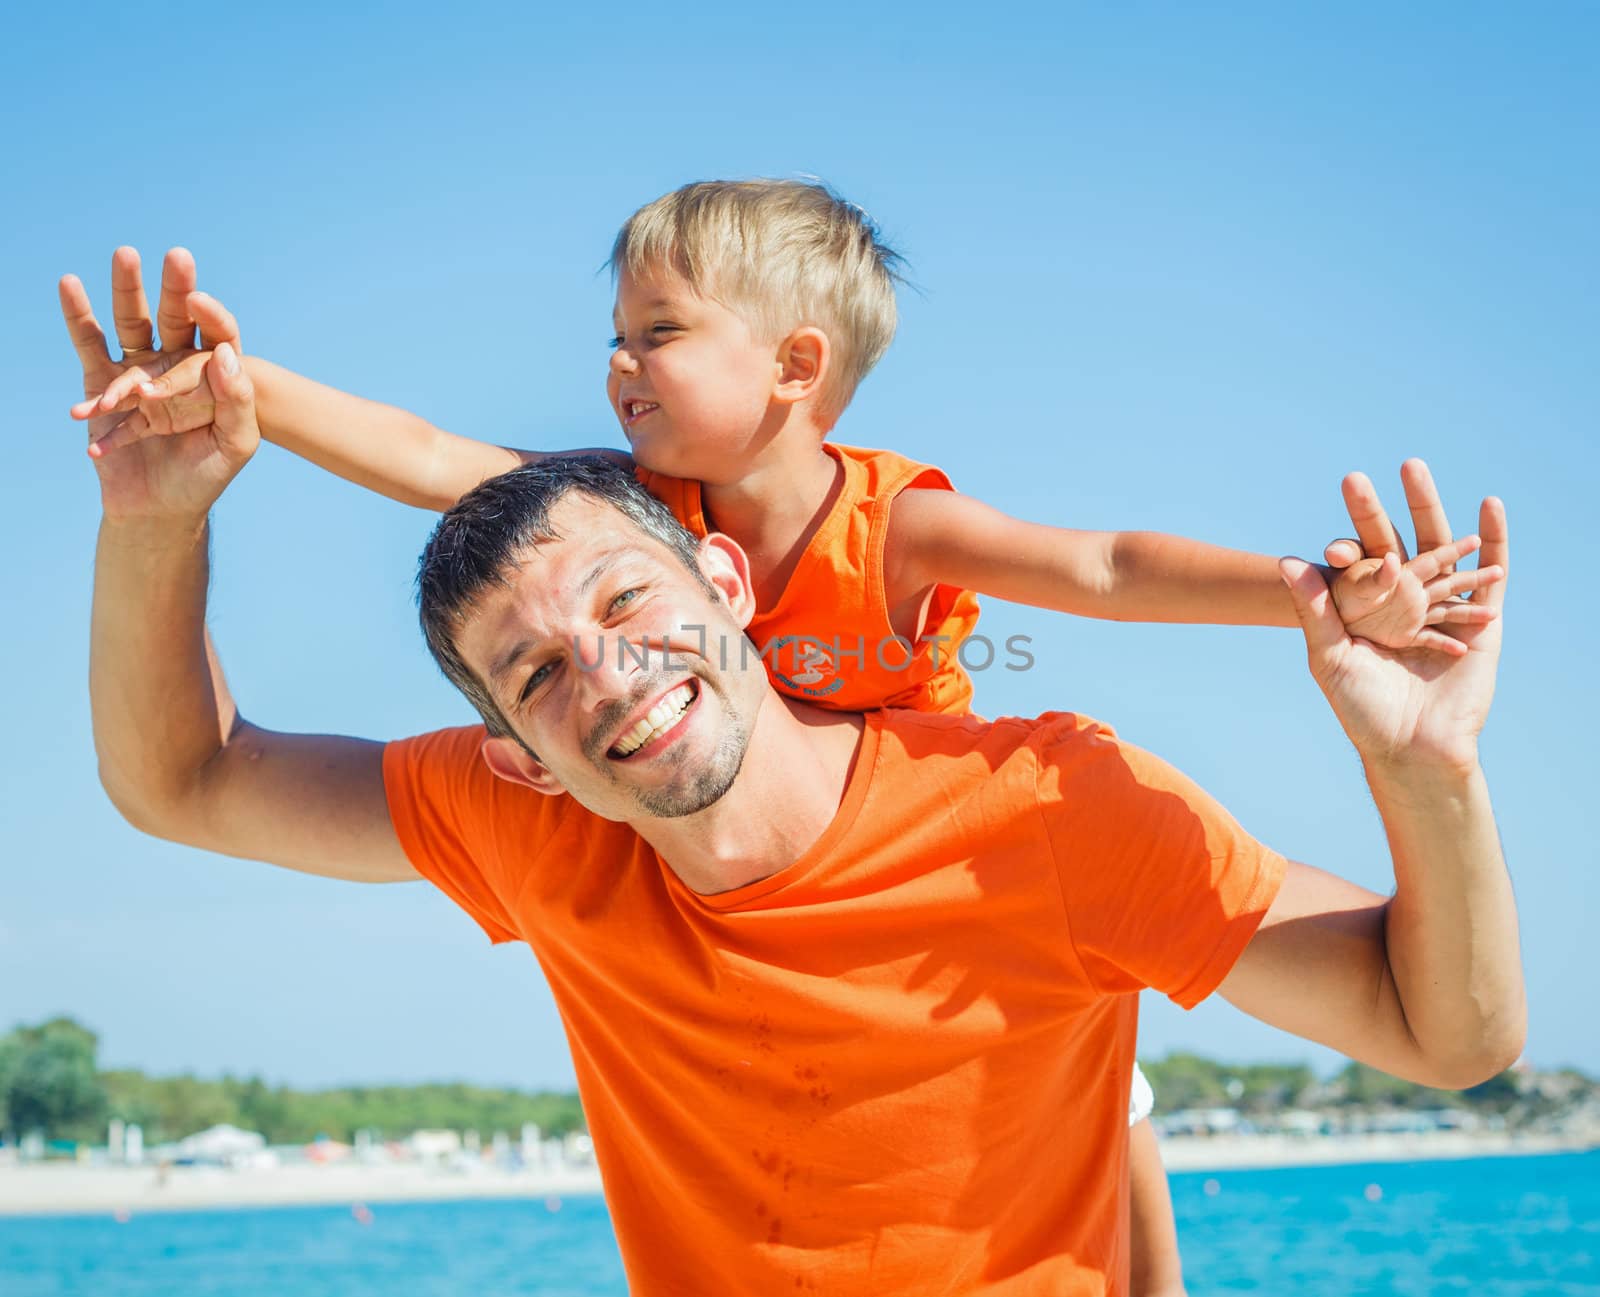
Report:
67,262,1523,1296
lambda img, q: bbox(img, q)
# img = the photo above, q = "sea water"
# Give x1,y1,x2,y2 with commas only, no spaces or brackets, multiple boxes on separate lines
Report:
3,1151,1596,1295
1169,1150,1598,1294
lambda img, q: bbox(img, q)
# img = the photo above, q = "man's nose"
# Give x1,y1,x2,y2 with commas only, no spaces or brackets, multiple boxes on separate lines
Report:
573,632,648,713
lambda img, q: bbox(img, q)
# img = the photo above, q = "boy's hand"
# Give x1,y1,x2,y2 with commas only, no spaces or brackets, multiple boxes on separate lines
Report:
63,248,238,458
1327,539,1500,657
1324,471,1502,657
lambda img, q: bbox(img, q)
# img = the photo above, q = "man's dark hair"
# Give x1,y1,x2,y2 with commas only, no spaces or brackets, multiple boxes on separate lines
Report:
417,455,711,744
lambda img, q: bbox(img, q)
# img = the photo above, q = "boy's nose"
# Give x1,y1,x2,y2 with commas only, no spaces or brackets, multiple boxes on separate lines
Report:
609,345,640,376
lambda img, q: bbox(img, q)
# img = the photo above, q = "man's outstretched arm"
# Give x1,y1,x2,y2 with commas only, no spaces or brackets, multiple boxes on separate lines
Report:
71,261,417,885
93,513,415,883
1220,465,1523,1089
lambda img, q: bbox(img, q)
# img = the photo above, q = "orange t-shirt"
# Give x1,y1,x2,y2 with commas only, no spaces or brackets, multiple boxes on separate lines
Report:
637,443,982,716
384,709,1285,1296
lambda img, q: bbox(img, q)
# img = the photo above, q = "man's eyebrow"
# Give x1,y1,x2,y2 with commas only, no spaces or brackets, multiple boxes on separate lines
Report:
486,552,630,688
576,551,625,599
489,637,537,690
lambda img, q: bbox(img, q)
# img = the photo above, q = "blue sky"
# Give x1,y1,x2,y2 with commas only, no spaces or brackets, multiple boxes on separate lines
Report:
2,3,1595,1089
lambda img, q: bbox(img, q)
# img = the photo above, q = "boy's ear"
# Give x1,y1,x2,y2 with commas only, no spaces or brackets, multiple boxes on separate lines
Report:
773,326,829,406
696,533,758,631
480,736,565,796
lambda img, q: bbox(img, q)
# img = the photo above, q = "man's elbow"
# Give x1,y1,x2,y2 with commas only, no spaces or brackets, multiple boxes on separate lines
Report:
1421,1014,1528,1091
97,765,199,845
1468,1017,1529,1089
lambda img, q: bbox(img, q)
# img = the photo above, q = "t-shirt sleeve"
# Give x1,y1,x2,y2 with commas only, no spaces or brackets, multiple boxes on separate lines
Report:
1036,717,1287,1009
383,725,526,945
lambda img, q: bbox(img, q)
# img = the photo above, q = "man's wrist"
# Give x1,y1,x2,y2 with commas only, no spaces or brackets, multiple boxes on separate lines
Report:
1361,747,1485,810
99,512,210,552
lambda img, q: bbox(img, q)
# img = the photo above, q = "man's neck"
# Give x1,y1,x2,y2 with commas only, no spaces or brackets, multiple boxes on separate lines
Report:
630,695,867,896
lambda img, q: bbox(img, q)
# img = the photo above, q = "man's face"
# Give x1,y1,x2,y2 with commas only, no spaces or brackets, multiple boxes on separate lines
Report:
606,264,779,484
455,495,765,822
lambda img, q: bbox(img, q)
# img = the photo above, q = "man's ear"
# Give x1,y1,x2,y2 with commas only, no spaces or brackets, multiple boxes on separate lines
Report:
696,533,758,631
480,735,565,796
773,326,829,406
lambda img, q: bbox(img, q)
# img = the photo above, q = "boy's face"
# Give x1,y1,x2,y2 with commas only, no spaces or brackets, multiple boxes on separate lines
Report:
607,264,780,483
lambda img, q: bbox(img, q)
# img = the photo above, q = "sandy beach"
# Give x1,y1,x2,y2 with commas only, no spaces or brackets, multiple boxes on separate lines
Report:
1,1133,1590,1217
0,1160,604,1218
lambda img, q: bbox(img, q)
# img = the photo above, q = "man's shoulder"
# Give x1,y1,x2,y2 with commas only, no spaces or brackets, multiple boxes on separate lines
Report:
383,723,643,899
383,724,586,834
384,723,490,787
874,707,1122,775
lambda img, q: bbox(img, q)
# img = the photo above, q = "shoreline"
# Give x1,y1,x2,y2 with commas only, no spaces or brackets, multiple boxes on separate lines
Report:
1158,1129,1593,1174
1,1133,1592,1218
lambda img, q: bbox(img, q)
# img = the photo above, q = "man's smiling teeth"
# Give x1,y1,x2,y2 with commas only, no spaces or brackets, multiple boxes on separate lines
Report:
611,682,695,757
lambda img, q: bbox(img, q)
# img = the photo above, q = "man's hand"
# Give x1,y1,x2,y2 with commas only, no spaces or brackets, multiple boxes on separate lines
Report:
69,294,240,460
1283,460,1507,776
60,249,256,522
62,248,235,439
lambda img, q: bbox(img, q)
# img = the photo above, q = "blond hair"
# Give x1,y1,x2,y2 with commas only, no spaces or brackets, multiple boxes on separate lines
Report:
610,179,904,426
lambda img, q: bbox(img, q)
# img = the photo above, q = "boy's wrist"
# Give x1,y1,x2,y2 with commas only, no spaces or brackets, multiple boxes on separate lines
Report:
239,353,273,408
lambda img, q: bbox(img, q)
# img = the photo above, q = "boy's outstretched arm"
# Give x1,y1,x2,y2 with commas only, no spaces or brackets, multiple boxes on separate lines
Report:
73,258,627,512
246,348,628,510
243,354,533,512
883,485,1501,654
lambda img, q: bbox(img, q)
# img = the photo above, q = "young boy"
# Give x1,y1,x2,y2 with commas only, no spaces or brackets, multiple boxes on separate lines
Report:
72,181,1495,1297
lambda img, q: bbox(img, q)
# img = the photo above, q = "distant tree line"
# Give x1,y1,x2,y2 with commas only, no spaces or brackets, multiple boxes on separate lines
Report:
5,1018,1586,1148
1139,1051,1539,1114
0,1017,585,1147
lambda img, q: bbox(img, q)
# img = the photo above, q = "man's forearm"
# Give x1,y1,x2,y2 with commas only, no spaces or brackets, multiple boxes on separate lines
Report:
91,515,233,831
1368,759,1526,1086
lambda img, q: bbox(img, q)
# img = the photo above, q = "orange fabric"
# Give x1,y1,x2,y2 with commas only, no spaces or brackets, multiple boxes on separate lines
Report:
638,443,982,715
384,710,1285,1296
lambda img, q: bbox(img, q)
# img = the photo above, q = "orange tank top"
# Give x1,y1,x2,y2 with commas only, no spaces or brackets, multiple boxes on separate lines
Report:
637,443,982,715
